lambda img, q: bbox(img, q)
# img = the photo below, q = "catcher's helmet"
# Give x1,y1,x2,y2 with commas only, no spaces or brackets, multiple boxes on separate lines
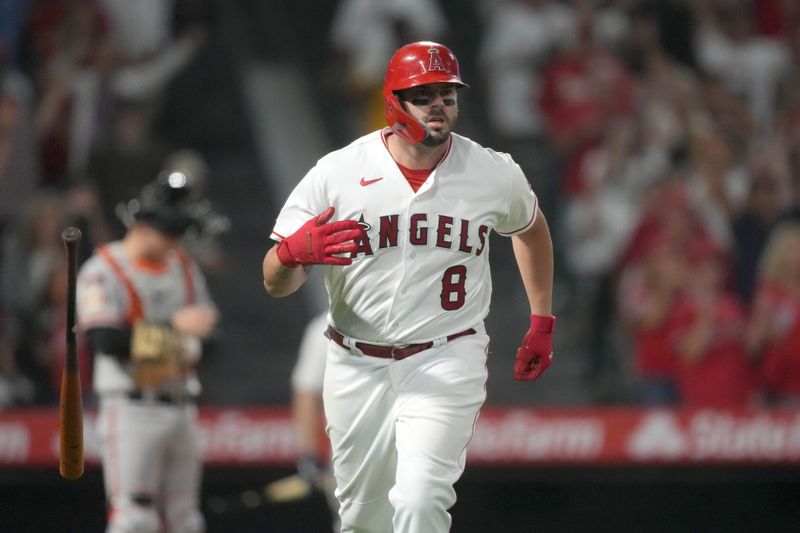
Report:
383,41,468,144
117,171,229,237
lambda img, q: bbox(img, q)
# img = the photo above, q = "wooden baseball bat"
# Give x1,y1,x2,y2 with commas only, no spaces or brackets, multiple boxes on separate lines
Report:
59,226,83,480
206,474,314,514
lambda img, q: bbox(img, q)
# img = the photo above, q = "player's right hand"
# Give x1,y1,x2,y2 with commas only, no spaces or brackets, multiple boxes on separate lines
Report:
276,207,362,267
514,314,556,381
171,305,219,337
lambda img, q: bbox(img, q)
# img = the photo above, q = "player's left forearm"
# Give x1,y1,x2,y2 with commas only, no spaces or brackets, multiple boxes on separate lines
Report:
511,209,554,316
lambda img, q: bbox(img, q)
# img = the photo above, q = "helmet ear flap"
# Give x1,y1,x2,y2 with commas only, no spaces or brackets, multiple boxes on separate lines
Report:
385,93,428,144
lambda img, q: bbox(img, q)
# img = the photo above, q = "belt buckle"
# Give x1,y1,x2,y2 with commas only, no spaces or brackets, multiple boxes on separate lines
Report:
390,343,410,360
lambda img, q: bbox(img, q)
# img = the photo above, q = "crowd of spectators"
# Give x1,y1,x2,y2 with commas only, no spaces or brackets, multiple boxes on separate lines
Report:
492,0,800,408
2,0,800,410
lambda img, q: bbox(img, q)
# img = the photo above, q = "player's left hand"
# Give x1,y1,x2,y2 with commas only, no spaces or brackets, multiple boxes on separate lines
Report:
296,453,330,490
514,314,556,381
130,321,185,389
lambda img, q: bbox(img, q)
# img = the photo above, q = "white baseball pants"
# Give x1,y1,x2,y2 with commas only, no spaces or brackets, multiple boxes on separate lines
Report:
96,398,204,533
323,330,489,533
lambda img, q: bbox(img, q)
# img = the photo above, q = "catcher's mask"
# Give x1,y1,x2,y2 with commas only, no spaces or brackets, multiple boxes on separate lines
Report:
383,41,468,144
117,171,229,238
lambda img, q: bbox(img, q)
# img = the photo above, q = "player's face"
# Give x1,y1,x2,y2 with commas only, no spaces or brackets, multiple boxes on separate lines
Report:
399,83,459,147
140,226,181,261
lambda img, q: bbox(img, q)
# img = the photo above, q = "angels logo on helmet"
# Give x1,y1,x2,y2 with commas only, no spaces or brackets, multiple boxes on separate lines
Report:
427,48,446,72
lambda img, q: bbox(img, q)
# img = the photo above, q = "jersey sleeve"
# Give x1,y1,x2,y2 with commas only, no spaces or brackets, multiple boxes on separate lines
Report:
270,165,328,242
76,258,127,330
495,161,538,236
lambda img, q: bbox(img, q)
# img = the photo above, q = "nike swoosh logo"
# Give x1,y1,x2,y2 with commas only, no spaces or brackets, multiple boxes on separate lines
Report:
360,177,384,186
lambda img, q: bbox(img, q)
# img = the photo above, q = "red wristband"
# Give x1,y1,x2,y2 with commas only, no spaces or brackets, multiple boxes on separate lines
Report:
530,314,556,334
276,240,299,268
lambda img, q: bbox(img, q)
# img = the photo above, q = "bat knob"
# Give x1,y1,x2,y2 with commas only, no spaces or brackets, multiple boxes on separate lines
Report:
62,227,83,243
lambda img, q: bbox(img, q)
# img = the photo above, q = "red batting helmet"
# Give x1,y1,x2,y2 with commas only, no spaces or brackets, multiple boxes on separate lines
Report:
383,41,469,144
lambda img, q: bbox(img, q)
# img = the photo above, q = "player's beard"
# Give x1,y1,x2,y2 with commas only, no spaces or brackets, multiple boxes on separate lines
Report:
422,109,457,147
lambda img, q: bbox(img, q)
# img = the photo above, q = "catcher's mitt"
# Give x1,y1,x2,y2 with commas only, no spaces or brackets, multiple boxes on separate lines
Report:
130,321,185,389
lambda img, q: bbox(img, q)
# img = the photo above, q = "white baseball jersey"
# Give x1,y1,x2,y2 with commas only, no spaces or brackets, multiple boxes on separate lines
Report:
76,241,215,395
271,129,537,343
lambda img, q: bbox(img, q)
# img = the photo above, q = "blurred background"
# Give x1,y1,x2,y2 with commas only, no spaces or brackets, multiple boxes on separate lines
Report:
2,0,800,531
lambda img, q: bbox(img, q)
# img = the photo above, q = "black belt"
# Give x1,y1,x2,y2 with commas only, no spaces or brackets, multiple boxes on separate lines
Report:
326,326,476,360
126,390,193,405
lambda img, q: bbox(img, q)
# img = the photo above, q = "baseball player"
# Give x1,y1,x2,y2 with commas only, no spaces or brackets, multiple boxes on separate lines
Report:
291,311,340,530
262,41,555,532
77,172,221,533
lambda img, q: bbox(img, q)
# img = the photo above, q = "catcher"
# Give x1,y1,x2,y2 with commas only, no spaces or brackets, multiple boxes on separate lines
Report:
76,172,225,532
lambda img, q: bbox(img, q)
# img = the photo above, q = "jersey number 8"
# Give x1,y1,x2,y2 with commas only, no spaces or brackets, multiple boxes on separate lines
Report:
440,265,467,310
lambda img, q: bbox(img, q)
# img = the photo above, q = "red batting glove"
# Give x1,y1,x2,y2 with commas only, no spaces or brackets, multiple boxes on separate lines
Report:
276,207,362,267
514,314,556,381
